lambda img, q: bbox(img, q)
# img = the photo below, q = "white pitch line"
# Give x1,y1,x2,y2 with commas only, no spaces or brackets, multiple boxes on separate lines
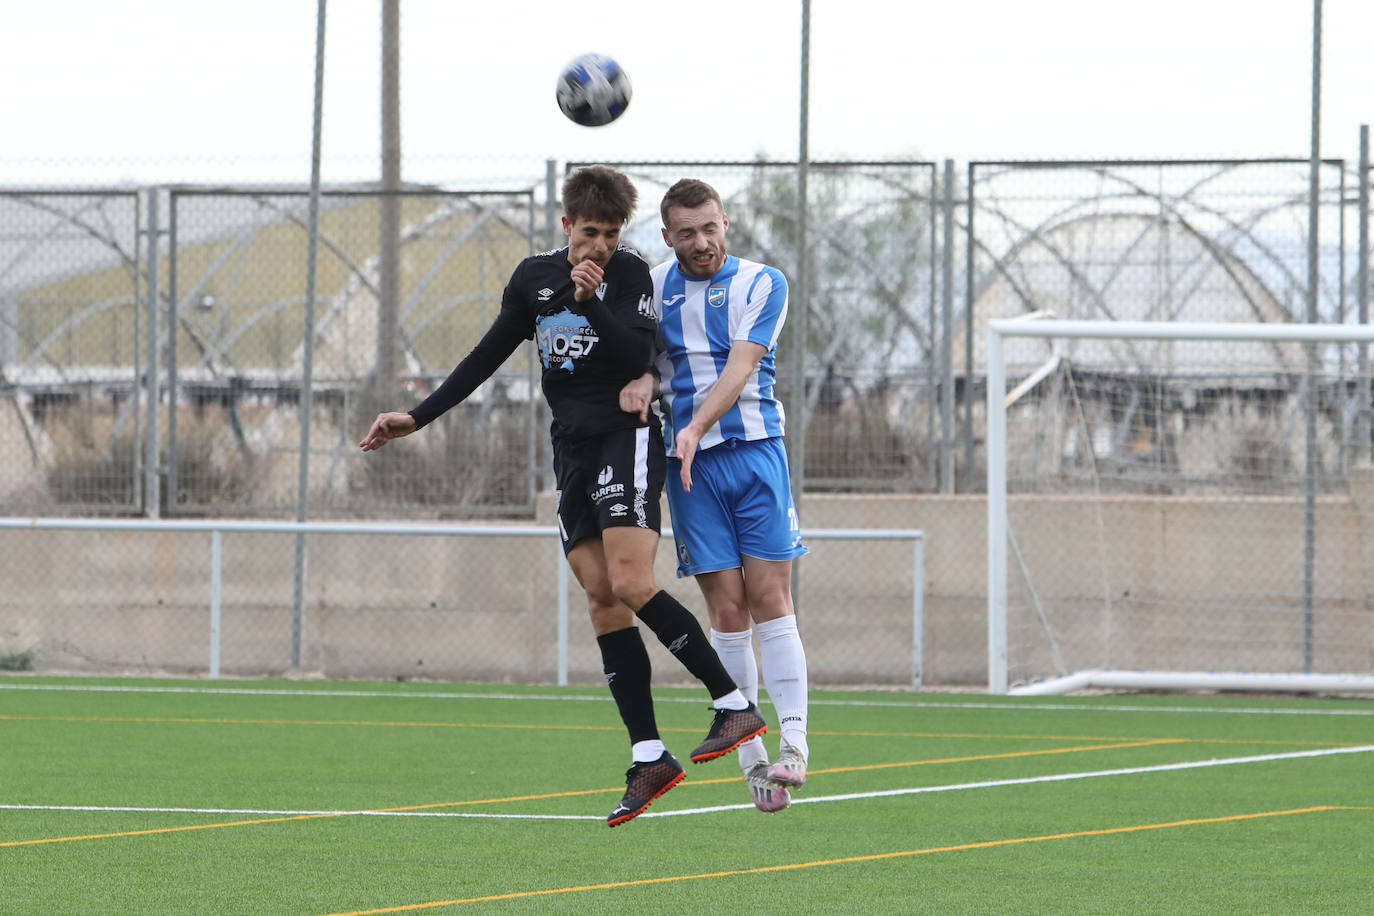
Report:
1,682,1370,717
640,743,1374,818
7,744,1370,824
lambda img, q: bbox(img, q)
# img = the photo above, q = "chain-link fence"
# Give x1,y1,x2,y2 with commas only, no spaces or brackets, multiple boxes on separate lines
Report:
2,152,1372,688
164,188,543,517
966,158,1374,688
1,187,543,519
962,159,1355,484
583,160,942,493
1,190,142,514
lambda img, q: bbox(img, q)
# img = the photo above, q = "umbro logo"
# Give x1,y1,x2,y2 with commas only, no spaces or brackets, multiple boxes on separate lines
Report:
537,287,555,301
598,465,614,485
667,634,688,654
663,293,686,309
609,503,628,517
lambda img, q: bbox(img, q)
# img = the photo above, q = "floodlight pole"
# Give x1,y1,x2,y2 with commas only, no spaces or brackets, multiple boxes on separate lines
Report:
377,0,401,406
291,0,327,671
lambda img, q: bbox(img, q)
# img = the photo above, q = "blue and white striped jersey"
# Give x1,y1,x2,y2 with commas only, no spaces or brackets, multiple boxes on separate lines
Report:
650,254,789,457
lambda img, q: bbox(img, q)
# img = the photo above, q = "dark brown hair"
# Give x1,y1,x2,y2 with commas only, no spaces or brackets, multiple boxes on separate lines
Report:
561,165,638,225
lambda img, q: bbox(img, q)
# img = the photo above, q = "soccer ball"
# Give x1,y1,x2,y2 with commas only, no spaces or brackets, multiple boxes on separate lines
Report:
555,53,632,127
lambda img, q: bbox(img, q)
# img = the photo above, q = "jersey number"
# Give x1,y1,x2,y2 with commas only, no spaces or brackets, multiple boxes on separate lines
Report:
539,329,599,361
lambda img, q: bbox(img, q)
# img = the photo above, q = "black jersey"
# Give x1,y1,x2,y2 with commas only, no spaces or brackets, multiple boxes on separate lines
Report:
515,246,656,441
408,245,656,444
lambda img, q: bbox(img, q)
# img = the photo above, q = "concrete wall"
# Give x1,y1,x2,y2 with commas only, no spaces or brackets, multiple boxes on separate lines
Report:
4,476,1373,686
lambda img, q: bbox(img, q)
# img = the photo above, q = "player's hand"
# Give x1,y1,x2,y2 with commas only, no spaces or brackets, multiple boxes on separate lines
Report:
359,411,417,451
619,373,656,422
570,258,604,302
675,426,703,493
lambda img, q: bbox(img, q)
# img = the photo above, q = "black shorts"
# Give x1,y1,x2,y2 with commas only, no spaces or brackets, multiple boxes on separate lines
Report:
552,425,665,554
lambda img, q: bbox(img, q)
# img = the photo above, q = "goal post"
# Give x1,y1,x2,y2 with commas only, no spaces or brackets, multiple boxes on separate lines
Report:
987,318,1374,695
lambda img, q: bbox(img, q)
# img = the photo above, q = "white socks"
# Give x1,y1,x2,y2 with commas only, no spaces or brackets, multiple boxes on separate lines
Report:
712,616,810,766
712,689,749,711
710,628,767,769
757,615,810,761
631,739,666,763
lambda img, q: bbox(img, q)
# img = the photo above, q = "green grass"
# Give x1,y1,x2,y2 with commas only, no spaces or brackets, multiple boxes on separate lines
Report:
2,676,1371,914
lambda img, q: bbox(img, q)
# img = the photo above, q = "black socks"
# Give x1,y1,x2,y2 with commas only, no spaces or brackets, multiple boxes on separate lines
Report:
636,590,737,699
597,627,658,743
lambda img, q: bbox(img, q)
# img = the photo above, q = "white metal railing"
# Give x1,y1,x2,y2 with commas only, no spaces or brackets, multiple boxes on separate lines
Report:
0,518,924,686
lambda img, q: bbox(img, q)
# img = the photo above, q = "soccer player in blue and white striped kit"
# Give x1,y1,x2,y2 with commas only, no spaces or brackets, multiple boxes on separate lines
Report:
621,178,810,813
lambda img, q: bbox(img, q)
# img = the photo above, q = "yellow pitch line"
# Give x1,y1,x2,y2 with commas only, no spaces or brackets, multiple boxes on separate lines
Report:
304,739,1188,813
0,813,341,847
320,806,1355,914
0,739,1178,842
804,738,1185,776
0,715,1158,745
4,715,1349,749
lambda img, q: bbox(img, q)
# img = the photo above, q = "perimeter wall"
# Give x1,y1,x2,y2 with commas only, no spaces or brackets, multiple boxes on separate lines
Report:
5,476,1374,687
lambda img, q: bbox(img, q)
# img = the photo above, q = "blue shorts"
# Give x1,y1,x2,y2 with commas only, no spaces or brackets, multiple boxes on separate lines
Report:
665,437,807,578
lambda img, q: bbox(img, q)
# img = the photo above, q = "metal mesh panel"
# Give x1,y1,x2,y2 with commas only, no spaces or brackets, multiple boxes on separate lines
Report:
578,160,941,492
0,191,142,515
965,159,1348,347
165,188,540,516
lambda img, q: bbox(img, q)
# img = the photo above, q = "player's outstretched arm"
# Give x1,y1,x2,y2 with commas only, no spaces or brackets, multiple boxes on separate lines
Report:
359,411,418,451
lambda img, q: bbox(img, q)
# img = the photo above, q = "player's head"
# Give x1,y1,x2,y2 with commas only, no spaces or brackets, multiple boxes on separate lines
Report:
660,178,729,279
561,165,638,267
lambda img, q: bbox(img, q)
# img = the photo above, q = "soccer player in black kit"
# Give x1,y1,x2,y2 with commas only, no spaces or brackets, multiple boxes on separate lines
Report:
359,166,766,826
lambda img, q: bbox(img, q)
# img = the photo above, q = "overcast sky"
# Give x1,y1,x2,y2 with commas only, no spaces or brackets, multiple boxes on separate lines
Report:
2,0,1371,185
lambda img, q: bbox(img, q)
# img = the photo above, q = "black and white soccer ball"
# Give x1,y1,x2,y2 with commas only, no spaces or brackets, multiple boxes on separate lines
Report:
555,53,632,127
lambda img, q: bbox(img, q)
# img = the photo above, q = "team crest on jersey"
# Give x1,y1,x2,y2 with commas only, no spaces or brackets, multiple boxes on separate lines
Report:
707,286,727,308
636,294,654,320
595,282,608,301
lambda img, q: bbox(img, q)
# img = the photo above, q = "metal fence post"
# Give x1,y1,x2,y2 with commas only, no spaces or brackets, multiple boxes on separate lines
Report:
143,188,161,519
1302,0,1323,673
292,0,328,671
166,193,179,511
210,529,222,679
1358,124,1370,467
940,160,955,494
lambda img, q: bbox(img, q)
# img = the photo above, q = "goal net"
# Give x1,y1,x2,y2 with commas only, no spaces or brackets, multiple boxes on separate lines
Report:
986,318,1374,695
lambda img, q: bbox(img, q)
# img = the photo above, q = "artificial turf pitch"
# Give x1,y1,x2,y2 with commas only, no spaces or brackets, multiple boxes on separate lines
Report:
2,676,1370,914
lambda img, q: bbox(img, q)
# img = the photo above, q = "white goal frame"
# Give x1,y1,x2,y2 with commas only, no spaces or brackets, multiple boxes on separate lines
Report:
986,318,1374,696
